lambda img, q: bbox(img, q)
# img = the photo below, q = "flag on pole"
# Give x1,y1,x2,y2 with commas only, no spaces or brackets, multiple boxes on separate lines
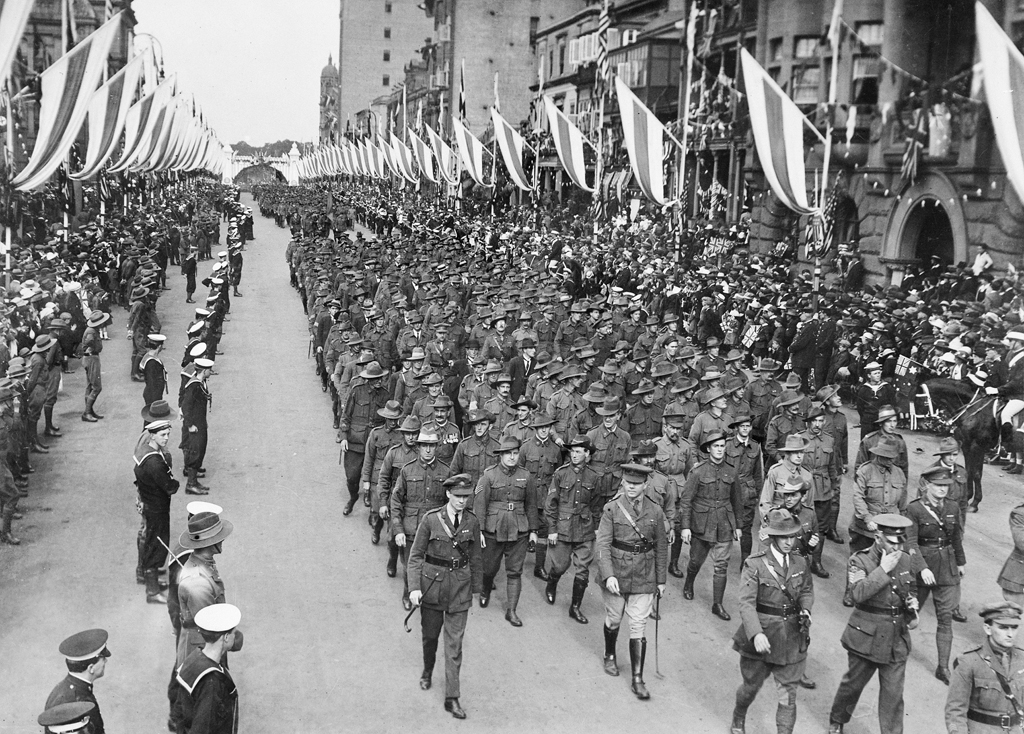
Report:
73,53,145,179
409,128,437,183
595,0,611,100
451,117,490,186
493,72,500,114
614,76,673,205
739,48,824,215
827,0,844,49
425,124,459,185
0,0,34,92
975,2,1024,205
900,107,925,185
490,107,534,190
543,96,594,192
13,13,123,191
458,58,467,122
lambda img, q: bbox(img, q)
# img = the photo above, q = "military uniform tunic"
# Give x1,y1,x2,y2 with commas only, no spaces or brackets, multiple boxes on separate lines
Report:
946,641,1024,733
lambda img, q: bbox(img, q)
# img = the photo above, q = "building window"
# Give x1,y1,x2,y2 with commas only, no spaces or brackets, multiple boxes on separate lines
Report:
791,66,820,105
855,21,884,46
383,74,390,86
793,36,818,60
385,1,392,12
558,36,566,75
769,38,783,63
383,50,390,62
530,16,539,42
852,56,880,105
384,27,391,39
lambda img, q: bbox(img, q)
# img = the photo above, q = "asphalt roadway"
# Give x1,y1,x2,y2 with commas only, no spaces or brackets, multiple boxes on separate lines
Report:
1,195,1021,733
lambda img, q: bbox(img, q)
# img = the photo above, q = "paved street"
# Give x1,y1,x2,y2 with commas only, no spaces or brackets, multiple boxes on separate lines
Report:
0,194,1019,733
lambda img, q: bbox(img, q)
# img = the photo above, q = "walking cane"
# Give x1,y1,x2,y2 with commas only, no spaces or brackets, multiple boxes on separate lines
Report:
404,573,440,632
653,592,664,679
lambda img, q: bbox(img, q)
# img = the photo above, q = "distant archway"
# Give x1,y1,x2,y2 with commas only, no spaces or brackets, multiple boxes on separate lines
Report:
882,170,967,267
233,163,287,188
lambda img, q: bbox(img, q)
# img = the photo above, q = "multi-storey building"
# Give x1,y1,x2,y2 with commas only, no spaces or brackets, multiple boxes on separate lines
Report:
337,0,434,139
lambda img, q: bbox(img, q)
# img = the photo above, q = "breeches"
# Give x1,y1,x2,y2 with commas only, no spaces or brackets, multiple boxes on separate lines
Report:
546,539,594,582
482,534,529,580
83,356,102,399
1001,399,1024,427
829,652,906,734
601,589,654,638
688,537,733,576
735,655,804,709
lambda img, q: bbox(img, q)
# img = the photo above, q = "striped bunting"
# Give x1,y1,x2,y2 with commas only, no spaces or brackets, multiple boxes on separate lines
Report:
109,75,174,173
491,107,534,190
409,129,437,183
452,117,491,186
543,96,594,192
14,13,122,190
391,136,419,182
424,124,459,185
0,0,34,94
739,48,823,215
976,3,1024,205
73,52,145,179
614,76,670,205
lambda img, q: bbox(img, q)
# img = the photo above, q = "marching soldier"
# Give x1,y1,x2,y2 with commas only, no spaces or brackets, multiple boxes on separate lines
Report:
474,437,538,626
725,414,763,567
999,501,1024,608
729,509,813,734
827,514,919,734
518,414,562,580
797,404,839,576
375,415,421,579
361,400,403,544
391,429,450,610
945,601,1024,733
407,474,484,720
679,432,744,621
764,392,806,467
544,436,602,622
595,463,667,700
906,465,966,684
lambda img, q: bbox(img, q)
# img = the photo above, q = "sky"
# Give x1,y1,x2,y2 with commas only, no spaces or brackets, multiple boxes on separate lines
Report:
132,0,338,146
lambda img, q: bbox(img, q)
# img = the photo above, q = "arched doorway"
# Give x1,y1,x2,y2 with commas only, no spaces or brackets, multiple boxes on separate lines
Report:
907,200,955,265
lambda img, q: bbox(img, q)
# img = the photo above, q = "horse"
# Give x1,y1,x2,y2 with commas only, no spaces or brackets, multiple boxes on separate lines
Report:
919,378,1001,509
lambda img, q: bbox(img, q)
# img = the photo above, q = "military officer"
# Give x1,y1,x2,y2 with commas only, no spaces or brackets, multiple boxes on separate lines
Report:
544,436,602,623
595,463,667,700
407,474,484,721
45,629,111,734
679,431,744,621
474,436,538,626
37,702,95,734
945,601,1024,733
729,509,813,734
827,514,919,734
906,465,966,684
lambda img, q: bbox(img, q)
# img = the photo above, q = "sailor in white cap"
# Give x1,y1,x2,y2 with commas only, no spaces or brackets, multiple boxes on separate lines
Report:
173,604,240,734
141,334,168,410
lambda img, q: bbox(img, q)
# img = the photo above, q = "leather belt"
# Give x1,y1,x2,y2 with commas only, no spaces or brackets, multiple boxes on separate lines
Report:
612,539,655,554
855,602,902,617
967,710,1022,728
917,538,949,548
425,554,468,570
756,602,799,617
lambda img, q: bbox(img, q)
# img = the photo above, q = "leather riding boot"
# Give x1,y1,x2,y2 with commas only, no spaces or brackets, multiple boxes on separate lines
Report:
386,543,399,577
533,543,549,579
629,638,650,700
479,575,494,608
90,404,104,419
730,708,747,734
145,569,167,603
1,504,22,545
505,577,523,626
82,396,97,422
185,469,209,495
776,703,797,734
682,569,697,600
603,625,619,676
569,579,589,624
937,629,953,683
545,574,559,604
712,575,731,620
668,535,684,577
43,406,61,435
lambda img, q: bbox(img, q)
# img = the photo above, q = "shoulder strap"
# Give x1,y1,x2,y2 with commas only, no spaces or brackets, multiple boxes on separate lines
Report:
614,497,649,543
982,655,1024,717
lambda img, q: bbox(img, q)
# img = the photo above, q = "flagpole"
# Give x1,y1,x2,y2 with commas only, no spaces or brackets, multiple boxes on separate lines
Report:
593,95,604,246
815,0,843,311
4,84,13,291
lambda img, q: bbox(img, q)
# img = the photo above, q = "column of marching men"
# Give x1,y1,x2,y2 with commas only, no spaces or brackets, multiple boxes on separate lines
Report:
263,180,1024,733
30,185,256,734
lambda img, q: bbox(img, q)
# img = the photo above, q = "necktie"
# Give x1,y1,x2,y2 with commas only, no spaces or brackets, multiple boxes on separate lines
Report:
633,500,642,516
454,513,460,530
782,555,789,576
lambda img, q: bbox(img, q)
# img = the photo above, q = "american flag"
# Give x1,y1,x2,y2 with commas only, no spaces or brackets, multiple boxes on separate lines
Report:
818,169,844,255
595,0,610,100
